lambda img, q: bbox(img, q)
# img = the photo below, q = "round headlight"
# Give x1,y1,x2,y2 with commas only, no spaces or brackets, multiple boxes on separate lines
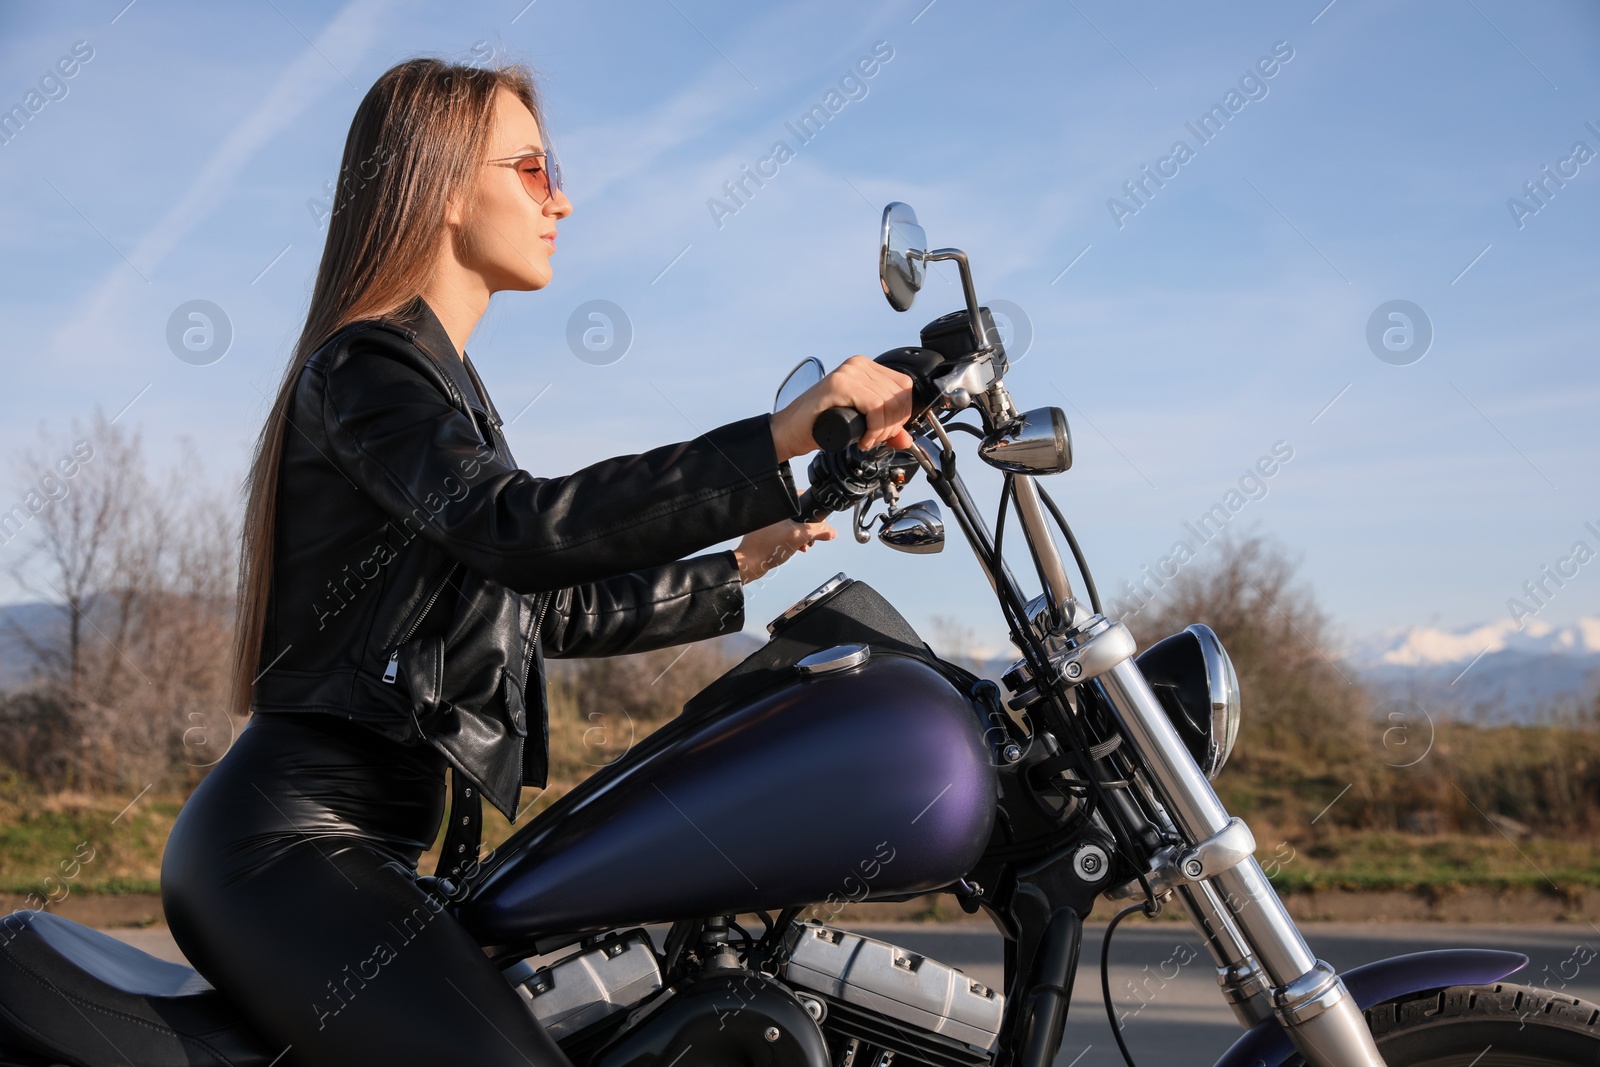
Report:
1133,623,1242,780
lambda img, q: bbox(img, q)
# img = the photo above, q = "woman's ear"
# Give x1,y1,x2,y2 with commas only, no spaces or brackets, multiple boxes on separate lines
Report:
444,188,466,230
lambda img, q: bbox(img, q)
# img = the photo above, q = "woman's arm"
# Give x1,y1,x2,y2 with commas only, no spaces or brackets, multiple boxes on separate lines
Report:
539,554,745,659
318,337,799,594
539,515,838,658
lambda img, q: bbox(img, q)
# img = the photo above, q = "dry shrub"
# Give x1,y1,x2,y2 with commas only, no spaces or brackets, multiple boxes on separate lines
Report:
1120,535,1600,836
543,636,744,787
1122,535,1369,763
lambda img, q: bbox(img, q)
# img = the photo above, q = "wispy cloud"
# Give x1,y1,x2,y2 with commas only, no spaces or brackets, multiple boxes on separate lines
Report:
51,0,390,355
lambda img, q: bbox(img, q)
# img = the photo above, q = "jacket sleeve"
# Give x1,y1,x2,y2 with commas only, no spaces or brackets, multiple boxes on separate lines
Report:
540,552,746,659
317,337,799,594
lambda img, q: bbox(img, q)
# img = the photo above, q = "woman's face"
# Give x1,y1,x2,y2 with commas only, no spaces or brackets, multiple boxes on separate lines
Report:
455,86,573,292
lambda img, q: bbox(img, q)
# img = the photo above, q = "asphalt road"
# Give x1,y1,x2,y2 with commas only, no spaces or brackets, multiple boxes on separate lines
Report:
107,921,1600,1065
849,921,1600,1065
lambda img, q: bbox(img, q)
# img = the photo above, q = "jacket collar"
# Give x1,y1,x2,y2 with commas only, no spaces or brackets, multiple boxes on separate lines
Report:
401,297,458,360
398,298,488,415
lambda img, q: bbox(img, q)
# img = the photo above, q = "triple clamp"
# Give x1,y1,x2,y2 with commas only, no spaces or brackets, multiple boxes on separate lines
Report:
1108,817,1257,900
1052,620,1136,684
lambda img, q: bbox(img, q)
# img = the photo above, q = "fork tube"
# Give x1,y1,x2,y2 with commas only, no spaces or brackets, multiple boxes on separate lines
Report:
1174,882,1273,1028
1010,476,1075,612
1090,655,1386,1065
1094,660,1316,980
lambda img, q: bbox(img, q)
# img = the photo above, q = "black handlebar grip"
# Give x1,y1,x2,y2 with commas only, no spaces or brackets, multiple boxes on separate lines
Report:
794,489,831,524
812,407,866,452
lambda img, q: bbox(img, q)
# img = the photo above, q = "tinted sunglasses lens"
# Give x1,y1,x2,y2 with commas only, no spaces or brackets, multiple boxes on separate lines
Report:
519,158,551,202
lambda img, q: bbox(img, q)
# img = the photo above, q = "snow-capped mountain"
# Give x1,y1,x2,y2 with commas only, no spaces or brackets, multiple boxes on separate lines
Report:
1353,616,1600,723
1359,617,1600,668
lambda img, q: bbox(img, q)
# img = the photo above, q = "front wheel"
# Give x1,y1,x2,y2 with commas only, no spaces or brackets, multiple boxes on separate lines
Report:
1357,983,1600,1065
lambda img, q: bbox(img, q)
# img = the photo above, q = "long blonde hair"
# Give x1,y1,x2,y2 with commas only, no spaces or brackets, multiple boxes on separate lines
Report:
230,58,543,716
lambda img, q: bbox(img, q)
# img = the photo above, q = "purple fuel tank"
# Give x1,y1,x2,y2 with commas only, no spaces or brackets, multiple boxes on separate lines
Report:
461,651,998,945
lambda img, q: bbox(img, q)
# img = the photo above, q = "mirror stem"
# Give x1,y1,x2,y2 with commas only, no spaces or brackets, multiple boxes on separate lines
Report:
924,248,989,353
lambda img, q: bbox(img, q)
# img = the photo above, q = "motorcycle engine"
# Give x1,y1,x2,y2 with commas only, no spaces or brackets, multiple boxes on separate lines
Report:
780,921,1004,1067
505,930,663,1042
503,923,1004,1067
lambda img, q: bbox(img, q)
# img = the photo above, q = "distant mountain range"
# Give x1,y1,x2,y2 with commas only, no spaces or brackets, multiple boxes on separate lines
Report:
1351,617,1600,724
0,601,64,690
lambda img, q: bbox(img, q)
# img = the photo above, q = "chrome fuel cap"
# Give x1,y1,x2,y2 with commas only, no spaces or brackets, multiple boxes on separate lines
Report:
796,643,870,676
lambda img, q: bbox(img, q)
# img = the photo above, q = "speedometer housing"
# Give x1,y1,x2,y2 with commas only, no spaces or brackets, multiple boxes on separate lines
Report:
1133,623,1242,779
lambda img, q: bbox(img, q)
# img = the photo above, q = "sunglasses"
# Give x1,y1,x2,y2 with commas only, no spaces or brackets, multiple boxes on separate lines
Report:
483,149,564,205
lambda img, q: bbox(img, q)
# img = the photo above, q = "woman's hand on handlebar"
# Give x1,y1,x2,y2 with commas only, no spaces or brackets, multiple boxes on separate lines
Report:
733,518,838,583
770,355,915,461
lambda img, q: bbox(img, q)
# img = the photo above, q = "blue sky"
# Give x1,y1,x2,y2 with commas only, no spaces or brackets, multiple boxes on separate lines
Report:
1,0,1597,658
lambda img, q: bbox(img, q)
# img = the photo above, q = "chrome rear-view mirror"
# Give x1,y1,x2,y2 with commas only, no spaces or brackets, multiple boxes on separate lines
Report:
774,356,824,414
879,202,927,313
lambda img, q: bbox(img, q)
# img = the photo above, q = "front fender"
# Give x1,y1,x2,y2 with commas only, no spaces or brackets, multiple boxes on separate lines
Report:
1213,949,1528,1067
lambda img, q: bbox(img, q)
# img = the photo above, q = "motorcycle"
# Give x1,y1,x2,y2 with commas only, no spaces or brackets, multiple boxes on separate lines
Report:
3,203,1598,1067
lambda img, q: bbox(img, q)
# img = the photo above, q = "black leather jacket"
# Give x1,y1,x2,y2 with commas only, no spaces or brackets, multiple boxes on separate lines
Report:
252,300,799,820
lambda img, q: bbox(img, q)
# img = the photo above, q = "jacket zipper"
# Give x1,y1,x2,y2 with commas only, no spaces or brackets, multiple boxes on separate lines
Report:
523,593,554,691
383,562,460,683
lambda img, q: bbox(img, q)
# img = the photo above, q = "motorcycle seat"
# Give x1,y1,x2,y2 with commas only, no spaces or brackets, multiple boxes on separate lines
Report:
0,910,281,1067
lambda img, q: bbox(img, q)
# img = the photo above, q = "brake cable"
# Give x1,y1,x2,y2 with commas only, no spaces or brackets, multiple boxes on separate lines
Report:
941,419,985,438
1101,901,1152,1067
991,477,1051,688
1035,483,1103,615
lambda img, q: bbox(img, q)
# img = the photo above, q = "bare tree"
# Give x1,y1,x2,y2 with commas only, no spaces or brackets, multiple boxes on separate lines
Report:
1119,536,1370,763
0,413,236,791
4,412,142,693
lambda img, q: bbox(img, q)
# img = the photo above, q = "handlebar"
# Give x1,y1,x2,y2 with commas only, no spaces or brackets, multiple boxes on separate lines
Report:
789,346,955,523
794,488,832,524
803,345,948,464
794,448,881,523
812,407,866,452
794,441,925,524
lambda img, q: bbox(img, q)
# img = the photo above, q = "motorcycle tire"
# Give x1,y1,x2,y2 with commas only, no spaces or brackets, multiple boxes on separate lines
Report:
1329,982,1600,1065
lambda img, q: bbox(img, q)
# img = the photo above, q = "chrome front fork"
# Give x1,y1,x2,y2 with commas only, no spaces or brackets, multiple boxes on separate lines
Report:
933,455,1382,1062
1077,623,1387,1067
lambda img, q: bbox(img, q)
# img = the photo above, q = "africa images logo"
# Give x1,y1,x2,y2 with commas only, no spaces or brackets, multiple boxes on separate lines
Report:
706,41,895,230
1106,40,1296,230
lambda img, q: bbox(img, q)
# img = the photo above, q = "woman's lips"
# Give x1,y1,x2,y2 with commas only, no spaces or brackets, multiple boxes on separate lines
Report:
542,234,556,251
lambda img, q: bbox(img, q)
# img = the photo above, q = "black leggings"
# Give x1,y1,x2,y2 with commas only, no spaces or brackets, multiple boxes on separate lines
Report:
160,712,571,1066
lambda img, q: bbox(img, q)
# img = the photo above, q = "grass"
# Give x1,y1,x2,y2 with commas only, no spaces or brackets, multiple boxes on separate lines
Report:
0,780,585,897
1255,829,1600,895
6,783,1599,900
7,701,1600,901
0,787,179,897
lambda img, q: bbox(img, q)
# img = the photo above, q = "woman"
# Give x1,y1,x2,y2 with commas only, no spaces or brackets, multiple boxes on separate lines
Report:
160,57,913,1066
